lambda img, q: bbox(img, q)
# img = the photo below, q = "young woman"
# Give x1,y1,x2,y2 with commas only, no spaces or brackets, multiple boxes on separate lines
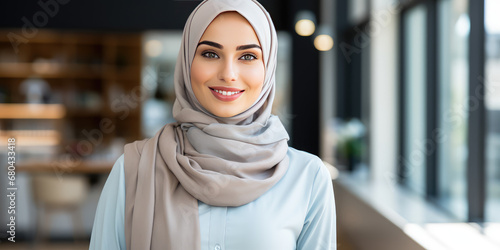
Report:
90,0,336,249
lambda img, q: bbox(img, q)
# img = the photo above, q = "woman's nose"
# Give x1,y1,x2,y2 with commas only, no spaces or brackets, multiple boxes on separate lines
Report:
218,59,237,83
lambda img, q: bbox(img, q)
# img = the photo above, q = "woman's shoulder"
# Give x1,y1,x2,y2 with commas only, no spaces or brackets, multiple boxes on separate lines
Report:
286,147,332,182
107,154,125,179
287,147,324,170
112,153,125,169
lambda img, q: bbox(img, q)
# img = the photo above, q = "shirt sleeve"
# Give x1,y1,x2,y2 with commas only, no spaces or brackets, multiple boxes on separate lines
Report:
89,154,127,250
296,159,337,250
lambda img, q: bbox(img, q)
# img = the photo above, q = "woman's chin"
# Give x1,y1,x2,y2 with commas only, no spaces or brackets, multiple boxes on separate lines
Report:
210,107,244,118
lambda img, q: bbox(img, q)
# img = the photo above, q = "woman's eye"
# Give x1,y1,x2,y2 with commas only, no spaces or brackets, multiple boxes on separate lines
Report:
201,52,219,59
240,54,257,61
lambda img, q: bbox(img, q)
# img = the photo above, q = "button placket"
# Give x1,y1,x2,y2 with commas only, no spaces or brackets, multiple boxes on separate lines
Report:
208,206,227,250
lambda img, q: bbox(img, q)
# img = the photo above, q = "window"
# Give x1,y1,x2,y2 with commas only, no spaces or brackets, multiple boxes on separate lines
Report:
485,0,500,222
402,4,427,195
437,0,469,221
398,0,499,223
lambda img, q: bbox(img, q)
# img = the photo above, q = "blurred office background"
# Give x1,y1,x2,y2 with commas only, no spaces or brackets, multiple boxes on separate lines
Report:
0,0,499,249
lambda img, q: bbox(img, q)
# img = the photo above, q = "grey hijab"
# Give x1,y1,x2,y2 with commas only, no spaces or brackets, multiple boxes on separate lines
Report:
124,0,289,249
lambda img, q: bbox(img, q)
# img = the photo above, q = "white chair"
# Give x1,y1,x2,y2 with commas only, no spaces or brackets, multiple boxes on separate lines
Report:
31,174,88,242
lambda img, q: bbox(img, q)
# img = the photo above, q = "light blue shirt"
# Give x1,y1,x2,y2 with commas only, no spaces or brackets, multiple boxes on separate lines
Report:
90,147,336,250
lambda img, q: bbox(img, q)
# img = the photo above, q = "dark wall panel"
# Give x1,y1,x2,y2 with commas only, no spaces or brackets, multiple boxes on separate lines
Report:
0,0,286,31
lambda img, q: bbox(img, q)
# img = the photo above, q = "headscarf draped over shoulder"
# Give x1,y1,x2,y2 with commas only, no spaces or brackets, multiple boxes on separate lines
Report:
124,0,289,249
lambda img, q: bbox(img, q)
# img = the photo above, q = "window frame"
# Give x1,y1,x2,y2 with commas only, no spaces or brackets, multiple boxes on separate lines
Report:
398,0,487,222
467,0,486,222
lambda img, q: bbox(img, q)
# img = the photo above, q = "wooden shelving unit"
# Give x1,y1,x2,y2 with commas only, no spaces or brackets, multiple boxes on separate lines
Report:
0,103,66,119
0,29,143,173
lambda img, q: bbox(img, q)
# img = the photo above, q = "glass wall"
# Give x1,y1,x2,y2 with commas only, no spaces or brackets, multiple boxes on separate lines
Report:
404,4,427,195
340,0,500,225
437,0,469,221
485,0,500,222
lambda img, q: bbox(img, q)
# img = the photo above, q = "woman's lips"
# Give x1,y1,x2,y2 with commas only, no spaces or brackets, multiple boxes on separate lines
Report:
209,86,244,102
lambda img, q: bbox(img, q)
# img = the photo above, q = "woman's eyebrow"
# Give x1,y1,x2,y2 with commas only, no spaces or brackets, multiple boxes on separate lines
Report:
236,44,262,51
197,40,223,49
197,41,261,51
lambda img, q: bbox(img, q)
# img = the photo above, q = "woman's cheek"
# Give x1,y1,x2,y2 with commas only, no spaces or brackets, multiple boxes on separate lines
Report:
253,69,265,90
191,61,211,87
243,65,265,89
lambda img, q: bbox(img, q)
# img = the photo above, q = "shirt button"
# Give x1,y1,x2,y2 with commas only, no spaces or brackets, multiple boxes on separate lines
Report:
214,244,221,250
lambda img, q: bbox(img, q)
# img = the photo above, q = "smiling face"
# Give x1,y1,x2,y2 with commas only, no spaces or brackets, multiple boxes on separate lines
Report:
190,11,265,118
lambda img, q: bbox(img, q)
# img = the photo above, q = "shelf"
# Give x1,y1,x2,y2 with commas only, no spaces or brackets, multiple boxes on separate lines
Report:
17,160,114,174
0,30,141,47
0,129,61,146
0,62,102,79
65,109,103,117
0,103,66,119
0,29,142,161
